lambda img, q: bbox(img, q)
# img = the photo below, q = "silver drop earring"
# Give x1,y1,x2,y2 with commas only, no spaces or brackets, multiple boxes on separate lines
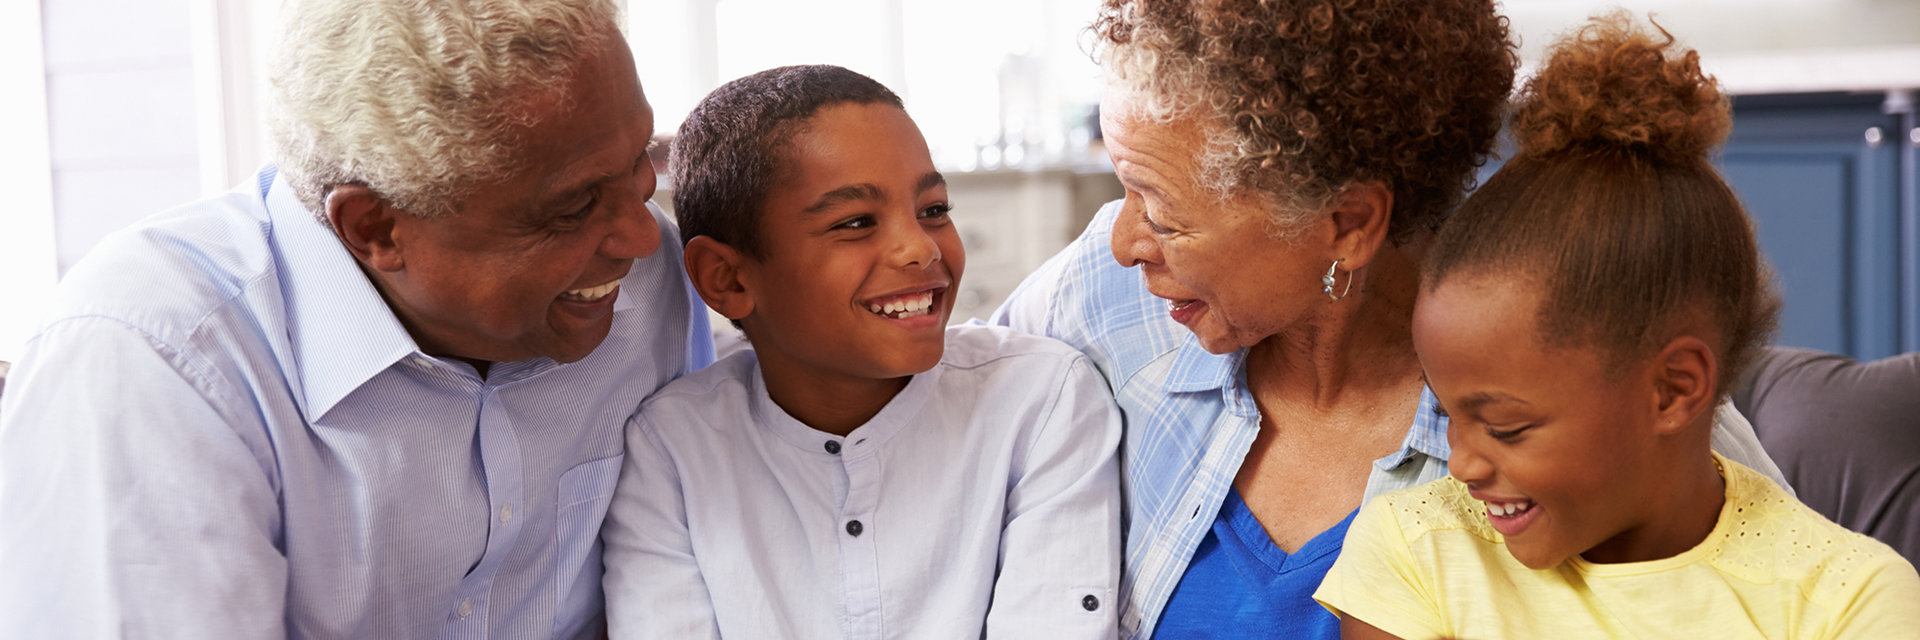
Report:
1323,259,1353,301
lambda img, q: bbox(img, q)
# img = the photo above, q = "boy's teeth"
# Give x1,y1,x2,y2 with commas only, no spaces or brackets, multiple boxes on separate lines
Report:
867,291,936,319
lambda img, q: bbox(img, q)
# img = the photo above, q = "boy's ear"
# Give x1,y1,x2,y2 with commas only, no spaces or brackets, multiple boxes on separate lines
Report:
684,236,755,322
327,184,405,273
1648,335,1718,436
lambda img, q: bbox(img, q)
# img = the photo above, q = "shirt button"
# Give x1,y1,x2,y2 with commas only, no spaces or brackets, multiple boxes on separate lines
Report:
458,598,474,618
1082,594,1100,611
845,520,863,537
825,441,841,455
499,504,513,524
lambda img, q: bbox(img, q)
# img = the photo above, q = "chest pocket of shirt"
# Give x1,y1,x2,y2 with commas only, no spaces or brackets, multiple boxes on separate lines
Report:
552,454,624,638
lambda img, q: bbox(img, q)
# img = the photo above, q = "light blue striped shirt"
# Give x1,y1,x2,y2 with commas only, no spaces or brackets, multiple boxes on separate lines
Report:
0,167,713,639
992,199,1790,640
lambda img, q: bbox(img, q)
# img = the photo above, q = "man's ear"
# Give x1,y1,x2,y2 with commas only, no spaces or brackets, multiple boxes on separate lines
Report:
684,236,755,322
1649,335,1718,436
327,184,404,272
1326,181,1395,270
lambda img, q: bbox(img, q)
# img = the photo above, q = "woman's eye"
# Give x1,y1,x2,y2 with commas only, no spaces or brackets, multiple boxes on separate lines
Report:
1143,210,1174,235
919,203,952,219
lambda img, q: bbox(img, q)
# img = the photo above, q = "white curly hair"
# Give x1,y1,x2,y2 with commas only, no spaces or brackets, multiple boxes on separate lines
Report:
1097,13,1332,238
270,0,620,221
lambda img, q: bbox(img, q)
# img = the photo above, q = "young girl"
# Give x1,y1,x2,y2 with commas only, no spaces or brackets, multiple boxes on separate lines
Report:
1314,14,1920,639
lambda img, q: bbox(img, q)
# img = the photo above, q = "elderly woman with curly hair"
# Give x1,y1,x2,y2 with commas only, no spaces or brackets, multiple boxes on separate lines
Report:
993,1,1790,638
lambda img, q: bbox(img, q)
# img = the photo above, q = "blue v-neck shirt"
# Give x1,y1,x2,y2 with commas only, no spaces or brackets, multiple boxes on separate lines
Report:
1153,489,1356,639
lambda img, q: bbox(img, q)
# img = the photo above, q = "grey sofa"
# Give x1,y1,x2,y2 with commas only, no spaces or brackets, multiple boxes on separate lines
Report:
1733,347,1920,563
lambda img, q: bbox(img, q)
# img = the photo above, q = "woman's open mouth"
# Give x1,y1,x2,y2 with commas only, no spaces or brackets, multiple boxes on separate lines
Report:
1166,298,1205,324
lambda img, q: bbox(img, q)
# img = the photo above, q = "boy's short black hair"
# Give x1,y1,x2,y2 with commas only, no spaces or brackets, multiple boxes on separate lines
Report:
670,65,905,260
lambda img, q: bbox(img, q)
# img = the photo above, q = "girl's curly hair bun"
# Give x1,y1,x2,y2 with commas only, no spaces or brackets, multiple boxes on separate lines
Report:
1513,11,1729,164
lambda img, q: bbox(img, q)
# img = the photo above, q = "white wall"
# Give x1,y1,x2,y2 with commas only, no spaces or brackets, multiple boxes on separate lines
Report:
42,0,203,279
0,1,59,364
1505,0,1920,94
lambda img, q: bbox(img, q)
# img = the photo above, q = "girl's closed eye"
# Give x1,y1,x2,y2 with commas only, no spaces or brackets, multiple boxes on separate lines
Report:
1485,424,1530,441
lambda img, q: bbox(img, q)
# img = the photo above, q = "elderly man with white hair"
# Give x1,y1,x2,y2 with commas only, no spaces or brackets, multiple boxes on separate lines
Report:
0,0,710,637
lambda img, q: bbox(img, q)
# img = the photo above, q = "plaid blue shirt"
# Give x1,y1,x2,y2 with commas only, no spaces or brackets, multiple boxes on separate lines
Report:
991,199,1789,640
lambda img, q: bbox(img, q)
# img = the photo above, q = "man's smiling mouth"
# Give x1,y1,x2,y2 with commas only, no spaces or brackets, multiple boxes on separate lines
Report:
560,279,620,302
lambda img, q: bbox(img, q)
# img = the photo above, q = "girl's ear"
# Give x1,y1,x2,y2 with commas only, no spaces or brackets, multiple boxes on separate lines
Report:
684,236,755,322
1648,335,1719,436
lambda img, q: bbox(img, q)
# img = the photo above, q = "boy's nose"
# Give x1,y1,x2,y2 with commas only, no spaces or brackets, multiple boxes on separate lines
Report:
888,221,941,268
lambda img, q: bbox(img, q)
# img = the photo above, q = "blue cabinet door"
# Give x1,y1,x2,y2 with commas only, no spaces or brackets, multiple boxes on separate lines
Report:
1720,93,1907,360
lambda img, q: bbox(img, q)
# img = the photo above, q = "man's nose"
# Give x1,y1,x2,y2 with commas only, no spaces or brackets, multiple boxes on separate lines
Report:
601,175,662,260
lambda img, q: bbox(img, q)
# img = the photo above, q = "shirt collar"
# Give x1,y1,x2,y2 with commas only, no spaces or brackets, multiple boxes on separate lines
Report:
264,166,422,420
1375,385,1453,471
1163,334,1260,417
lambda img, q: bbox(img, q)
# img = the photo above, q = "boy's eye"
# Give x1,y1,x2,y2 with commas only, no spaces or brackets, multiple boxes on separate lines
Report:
831,215,876,231
919,203,952,219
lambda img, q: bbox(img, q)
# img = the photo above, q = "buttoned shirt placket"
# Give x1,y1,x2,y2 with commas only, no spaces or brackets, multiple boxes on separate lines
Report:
833,431,885,639
430,357,558,639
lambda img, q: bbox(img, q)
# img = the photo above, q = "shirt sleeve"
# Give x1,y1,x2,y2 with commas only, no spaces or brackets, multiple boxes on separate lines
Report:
987,243,1070,336
1313,496,1448,640
0,318,287,639
1822,553,1920,639
600,413,722,640
1711,402,1795,497
984,355,1124,639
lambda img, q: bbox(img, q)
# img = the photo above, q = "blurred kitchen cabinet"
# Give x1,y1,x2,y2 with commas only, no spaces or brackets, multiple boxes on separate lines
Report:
944,169,1121,323
1720,92,1915,360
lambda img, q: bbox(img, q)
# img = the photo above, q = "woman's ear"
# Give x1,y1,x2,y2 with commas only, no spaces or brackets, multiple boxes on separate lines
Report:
327,185,405,272
1327,181,1395,269
1649,335,1719,436
684,236,755,322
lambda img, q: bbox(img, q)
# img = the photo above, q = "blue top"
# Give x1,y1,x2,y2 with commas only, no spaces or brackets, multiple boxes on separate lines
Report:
0,166,714,639
1153,489,1356,640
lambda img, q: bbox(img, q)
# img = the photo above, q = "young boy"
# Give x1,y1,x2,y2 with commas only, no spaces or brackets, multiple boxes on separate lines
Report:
1312,15,1920,639
600,65,1123,639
